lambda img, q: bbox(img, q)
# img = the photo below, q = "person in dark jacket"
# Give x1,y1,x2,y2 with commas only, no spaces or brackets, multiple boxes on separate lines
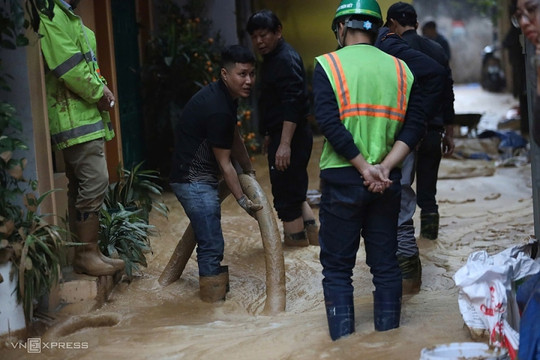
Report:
385,2,456,244
375,26,446,295
422,20,451,60
246,9,319,247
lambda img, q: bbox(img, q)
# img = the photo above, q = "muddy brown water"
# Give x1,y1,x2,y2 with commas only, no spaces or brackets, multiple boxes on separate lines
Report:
0,76,534,360
1,132,535,359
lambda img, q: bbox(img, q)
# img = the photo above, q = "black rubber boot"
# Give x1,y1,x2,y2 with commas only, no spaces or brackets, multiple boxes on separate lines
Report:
284,229,309,247
420,212,439,240
397,253,422,295
325,295,355,341
373,289,401,331
220,265,230,293
304,219,319,246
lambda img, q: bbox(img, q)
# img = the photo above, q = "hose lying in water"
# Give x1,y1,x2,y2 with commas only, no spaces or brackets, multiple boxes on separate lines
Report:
158,175,286,314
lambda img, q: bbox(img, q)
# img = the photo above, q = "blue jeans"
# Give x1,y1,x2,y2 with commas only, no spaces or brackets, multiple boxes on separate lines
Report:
170,182,224,276
319,172,402,300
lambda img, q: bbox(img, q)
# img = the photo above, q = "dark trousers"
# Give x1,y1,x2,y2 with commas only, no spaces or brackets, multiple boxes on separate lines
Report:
416,129,443,214
319,172,402,300
267,124,313,221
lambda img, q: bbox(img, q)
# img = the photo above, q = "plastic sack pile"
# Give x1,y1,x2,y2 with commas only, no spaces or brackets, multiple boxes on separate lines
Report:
453,242,540,360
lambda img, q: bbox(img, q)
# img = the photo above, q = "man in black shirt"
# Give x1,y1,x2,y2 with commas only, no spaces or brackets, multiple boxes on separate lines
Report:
375,26,447,294
247,9,318,247
169,45,262,303
385,3,456,283
422,20,451,61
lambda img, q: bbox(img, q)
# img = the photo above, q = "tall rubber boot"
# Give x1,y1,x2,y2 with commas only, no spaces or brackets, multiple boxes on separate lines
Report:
284,229,309,247
69,203,124,271
220,265,230,293
420,212,439,240
373,289,401,331
325,295,355,341
398,254,422,295
73,212,118,276
304,220,319,246
199,272,228,303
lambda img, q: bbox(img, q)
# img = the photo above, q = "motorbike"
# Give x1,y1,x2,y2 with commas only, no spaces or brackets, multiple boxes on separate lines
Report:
481,45,506,92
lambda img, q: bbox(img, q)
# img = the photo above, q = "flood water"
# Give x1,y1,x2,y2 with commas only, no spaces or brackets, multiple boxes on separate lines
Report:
0,85,535,360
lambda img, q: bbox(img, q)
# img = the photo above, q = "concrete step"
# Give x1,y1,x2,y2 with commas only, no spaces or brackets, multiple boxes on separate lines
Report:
45,267,124,314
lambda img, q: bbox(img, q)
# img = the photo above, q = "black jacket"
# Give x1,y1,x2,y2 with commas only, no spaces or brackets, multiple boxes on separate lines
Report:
258,39,310,136
376,28,446,124
401,29,455,127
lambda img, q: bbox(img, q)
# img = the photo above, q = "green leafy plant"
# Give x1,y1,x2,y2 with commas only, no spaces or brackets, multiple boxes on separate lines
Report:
0,91,67,323
140,0,223,177
0,102,29,216
8,192,67,321
103,161,169,223
100,162,168,279
98,205,155,280
150,0,222,104
1,0,66,323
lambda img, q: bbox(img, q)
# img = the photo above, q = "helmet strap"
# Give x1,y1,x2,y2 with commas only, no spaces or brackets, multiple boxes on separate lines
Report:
337,24,347,48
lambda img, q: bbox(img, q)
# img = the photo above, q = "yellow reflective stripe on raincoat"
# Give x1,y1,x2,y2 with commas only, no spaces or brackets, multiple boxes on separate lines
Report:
51,121,113,147
316,45,414,168
51,50,94,78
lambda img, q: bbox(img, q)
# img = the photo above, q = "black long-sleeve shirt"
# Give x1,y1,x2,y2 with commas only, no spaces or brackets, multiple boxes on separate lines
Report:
258,39,310,136
376,27,446,123
401,29,455,127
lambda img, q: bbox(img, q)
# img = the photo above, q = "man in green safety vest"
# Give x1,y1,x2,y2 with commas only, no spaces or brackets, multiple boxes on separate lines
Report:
312,0,426,340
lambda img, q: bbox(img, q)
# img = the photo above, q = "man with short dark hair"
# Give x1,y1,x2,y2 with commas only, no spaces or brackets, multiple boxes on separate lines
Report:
246,9,319,247
169,45,262,303
375,23,447,295
422,20,451,60
385,2,456,289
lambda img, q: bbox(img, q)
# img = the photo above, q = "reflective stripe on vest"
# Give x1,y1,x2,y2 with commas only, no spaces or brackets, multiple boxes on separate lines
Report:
50,120,111,146
322,52,408,122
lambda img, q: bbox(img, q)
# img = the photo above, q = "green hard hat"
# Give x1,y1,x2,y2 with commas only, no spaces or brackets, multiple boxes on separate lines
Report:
332,0,382,32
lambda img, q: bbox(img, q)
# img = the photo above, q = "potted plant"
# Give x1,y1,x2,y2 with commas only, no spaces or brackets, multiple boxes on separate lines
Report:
103,161,169,223
0,79,67,327
98,205,155,280
1,0,65,329
99,162,169,280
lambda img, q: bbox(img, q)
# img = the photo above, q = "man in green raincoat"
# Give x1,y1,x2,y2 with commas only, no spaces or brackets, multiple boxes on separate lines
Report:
39,0,124,276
